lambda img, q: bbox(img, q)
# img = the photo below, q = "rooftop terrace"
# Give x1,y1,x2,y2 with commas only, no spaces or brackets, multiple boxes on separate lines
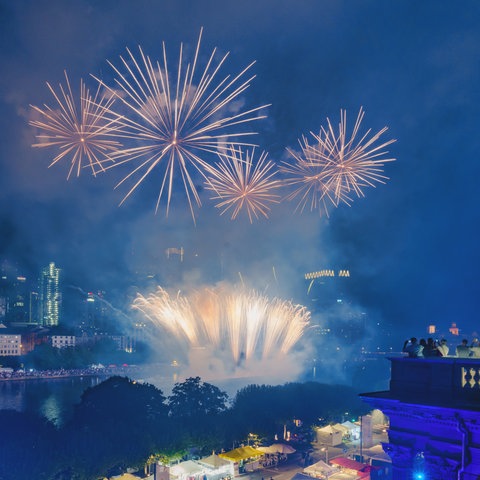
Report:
362,356,480,410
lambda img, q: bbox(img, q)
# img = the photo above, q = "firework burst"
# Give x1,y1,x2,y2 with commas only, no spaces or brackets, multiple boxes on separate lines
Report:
29,71,122,179
280,135,340,217
282,107,396,216
205,146,281,222
93,28,268,221
132,285,310,368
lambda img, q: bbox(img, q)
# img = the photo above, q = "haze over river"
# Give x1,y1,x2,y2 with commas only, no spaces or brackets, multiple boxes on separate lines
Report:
0,366,282,426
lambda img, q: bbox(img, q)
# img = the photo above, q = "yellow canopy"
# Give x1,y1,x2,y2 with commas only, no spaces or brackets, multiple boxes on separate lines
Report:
219,446,262,462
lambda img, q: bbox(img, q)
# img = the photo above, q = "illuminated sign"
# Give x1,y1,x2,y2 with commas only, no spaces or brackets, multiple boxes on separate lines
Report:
305,269,350,280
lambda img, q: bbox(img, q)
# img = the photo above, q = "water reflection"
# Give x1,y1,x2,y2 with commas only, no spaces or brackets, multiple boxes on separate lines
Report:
0,369,177,426
0,366,256,426
0,376,103,426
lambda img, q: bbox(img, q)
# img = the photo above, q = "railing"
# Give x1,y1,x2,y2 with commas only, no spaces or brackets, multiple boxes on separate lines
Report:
386,356,480,406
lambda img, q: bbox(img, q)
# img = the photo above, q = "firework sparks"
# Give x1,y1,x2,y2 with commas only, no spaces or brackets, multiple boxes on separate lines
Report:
282,107,396,216
132,285,310,368
280,135,340,217
93,28,268,220
205,146,281,222
29,71,122,179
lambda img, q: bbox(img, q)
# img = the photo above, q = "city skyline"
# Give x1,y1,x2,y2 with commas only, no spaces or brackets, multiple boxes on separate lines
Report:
1,255,476,348
0,1,479,350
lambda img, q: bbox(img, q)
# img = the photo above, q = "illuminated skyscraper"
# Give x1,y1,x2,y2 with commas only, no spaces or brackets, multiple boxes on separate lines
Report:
40,262,61,327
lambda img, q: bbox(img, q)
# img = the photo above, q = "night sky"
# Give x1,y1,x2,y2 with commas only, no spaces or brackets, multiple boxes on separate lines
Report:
1,0,479,345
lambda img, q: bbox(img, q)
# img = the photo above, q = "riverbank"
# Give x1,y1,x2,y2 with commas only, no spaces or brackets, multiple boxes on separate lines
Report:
0,365,140,382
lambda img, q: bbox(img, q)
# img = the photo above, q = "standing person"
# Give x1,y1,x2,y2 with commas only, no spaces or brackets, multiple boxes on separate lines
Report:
424,338,440,357
456,339,472,358
471,338,480,358
403,337,424,358
437,339,449,357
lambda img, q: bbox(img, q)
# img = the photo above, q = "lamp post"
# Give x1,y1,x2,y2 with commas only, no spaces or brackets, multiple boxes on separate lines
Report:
360,415,363,463
321,445,329,463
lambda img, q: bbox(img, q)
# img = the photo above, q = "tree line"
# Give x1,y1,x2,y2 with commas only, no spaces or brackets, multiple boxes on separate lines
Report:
0,376,368,480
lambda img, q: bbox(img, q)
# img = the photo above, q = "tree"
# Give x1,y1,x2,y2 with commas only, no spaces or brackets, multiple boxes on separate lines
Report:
168,377,229,452
55,376,170,479
229,381,369,443
0,410,58,479
168,376,228,418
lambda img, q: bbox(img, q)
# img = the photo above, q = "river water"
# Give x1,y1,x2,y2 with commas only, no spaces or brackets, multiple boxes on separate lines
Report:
0,366,283,427
0,376,105,426
0,364,183,426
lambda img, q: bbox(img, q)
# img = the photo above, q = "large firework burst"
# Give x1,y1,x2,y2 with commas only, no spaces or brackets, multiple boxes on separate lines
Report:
29,71,122,179
92,28,268,221
205,146,281,222
132,285,310,368
282,107,396,216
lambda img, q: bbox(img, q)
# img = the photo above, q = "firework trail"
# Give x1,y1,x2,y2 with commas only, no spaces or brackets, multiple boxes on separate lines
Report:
29,71,122,179
67,285,132,322
131,285,310,368
92,28,269,221
205,146,281,222
282,107,396,216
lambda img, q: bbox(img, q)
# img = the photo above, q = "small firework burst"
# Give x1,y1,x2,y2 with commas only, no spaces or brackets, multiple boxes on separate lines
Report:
282,107,396,216
205,146,281,222
29,71,122,179
280,134,341,217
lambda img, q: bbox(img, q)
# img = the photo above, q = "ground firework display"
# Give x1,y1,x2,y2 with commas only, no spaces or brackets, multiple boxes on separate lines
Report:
132,285,311,378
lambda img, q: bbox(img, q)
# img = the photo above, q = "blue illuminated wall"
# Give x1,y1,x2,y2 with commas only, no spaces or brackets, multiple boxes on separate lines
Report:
361,357,480,480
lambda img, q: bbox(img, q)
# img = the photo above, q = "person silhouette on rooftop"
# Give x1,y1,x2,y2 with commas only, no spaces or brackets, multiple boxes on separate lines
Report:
403,337,424,358
456,339,472,358
437,339,449,357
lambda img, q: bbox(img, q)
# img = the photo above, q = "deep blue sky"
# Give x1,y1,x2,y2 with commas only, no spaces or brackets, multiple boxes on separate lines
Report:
1,0,479,342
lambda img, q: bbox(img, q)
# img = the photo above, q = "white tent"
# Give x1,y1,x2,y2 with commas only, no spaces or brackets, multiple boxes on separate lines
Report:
332,423,349,435
198,454,234,478
316,425,343,446
364,444,392,462
304,459,338,478
341,421,360,440
170,460,206,480
256,443,296,454
198,454,231,469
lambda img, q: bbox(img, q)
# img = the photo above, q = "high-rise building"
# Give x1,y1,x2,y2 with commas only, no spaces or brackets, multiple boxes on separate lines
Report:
0,261,37,327
40,262,61,327
8,274,29,324
0,268,9,323
29,291,40,325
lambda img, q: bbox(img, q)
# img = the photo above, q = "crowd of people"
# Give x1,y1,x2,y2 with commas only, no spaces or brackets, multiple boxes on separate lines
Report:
402,337,480,358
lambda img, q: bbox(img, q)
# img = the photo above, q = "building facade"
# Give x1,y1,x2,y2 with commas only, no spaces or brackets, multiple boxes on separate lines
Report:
51,335,76,348
361,356,480,479
0,332,22,356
